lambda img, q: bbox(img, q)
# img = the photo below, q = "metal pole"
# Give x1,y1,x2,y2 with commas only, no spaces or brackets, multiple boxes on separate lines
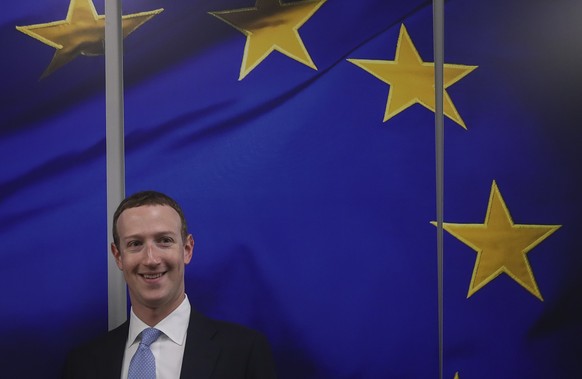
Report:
105,0,127,330
433,1,445,379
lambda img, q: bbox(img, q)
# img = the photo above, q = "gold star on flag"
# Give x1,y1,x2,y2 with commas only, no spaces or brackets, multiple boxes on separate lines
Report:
434,181,560,300
348,24,477,128
453,373,460,379
16,0,163,79
210,0,326,80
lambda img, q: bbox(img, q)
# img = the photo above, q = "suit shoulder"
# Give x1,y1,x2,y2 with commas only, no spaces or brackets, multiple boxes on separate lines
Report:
186,312,278,378
189,310,273,352
62,322,127,379
209,317,262,335
71,321,128,354
202,314,268,344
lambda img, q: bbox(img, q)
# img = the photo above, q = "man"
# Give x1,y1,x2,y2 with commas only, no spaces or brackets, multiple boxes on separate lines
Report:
63,191,277,378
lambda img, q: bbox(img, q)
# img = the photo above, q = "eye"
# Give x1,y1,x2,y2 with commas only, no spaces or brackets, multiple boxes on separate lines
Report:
158,236,175,247
125,240,143,252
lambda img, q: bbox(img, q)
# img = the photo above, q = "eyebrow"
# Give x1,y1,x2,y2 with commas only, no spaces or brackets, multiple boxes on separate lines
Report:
122,231,179,240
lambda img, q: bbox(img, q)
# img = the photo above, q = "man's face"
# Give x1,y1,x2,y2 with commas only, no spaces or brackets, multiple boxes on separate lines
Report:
112,205,193,315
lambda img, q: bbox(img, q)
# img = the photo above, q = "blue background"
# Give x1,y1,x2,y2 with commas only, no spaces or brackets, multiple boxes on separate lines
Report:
1,0,581,377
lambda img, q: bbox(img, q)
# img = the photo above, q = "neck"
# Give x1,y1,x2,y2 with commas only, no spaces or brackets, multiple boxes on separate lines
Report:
131,293,185,326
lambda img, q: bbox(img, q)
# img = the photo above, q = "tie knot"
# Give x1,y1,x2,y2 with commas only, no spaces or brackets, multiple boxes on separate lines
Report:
140,328,162,347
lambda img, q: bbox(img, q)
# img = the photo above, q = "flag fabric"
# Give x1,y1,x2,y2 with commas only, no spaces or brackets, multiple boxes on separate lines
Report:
1,0,581,378
439,1,582,377
2,1,110,377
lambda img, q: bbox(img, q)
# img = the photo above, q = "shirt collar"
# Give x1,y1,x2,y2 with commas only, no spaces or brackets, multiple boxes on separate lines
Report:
127,295,191,348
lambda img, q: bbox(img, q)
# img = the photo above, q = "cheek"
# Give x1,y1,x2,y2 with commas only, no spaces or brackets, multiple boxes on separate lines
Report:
119,255,139,272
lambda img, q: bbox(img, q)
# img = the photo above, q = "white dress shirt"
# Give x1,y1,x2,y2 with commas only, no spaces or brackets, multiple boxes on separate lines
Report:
121,295,191,379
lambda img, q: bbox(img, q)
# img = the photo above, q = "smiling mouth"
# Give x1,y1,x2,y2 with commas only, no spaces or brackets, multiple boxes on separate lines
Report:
141,272,165,279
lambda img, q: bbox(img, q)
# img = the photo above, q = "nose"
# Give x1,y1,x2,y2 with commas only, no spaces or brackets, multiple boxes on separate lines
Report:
143,242,161,265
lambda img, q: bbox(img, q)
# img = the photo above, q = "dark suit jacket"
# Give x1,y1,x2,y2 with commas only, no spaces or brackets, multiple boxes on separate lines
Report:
62,309,277,379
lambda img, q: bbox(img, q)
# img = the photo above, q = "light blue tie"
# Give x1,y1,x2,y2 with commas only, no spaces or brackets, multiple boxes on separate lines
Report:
128,328,162,379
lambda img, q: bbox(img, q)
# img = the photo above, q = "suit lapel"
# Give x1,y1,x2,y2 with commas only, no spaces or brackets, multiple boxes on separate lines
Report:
97,321,128,378
180,309,220,379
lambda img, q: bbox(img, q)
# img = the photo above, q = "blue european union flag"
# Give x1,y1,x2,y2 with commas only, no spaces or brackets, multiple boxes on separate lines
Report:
2,0,580,378
1,0,109,377
439,1,582,378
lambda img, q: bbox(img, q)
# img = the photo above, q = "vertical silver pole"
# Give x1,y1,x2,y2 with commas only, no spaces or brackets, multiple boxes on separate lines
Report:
105,0,127,330
433,1,445,379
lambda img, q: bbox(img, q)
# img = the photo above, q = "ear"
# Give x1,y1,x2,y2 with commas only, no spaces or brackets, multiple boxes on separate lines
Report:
111,242,124,270
183,234,194,264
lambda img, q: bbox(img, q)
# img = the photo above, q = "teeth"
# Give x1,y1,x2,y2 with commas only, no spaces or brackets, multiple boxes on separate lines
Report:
143,273,162,279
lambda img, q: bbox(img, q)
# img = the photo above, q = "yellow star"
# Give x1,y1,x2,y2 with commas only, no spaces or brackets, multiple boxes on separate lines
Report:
434,181,560,300
348,24,477,128
16,0,163,79
453,373,460,379
210,0,326,80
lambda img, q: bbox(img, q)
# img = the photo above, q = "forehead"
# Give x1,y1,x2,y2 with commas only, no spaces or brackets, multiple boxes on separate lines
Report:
116,205,182,237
